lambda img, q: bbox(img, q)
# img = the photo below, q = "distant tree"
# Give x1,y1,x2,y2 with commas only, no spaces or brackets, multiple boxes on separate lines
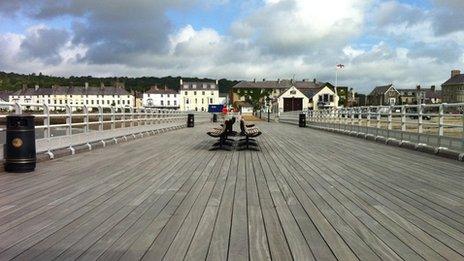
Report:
236,88,273,111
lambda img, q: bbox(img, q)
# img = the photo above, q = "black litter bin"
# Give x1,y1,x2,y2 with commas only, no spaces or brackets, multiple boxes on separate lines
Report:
299,113,306,127
212,113,218,122
4,115,36,173
187,114,194,127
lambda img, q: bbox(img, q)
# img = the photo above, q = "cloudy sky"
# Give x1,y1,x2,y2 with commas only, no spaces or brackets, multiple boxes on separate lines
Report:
0,0,463,92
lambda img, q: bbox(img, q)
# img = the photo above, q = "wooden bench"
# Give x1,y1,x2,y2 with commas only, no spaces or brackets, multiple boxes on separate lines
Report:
207,121,233,151
237,120,261,151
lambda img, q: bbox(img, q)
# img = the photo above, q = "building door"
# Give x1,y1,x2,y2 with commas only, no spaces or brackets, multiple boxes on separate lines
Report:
283,98,303,112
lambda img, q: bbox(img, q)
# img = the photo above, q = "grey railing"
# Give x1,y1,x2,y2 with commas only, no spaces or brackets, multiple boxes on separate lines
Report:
0,102,210,159
306,103,464,152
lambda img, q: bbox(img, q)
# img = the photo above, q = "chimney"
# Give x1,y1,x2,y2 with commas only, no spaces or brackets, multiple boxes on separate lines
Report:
431,85,436,92
451,69,461,78
302,79,306,82
164,85,168,91
416,84,421,91
154,85,159,90
180,78,183,86
262,78,266,82
277,78,280,83
34,84,39,91
313,78,317,83
253,78,256,83
84,82,89,90
215,79,219,85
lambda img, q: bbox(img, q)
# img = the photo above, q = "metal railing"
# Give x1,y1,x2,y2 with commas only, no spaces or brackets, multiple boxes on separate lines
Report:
0,102,210,159
306,103,464,152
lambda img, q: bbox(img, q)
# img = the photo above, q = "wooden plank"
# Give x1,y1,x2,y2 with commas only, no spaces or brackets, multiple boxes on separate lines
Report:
206,151,239,261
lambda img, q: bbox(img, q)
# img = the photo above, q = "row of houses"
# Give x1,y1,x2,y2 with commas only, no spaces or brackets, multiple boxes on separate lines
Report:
2,69,462,113
364,69,464,106
1,79,223,112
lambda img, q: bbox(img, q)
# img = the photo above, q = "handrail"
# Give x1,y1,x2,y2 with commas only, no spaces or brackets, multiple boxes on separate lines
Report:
301,103,464,152
0,101,211,159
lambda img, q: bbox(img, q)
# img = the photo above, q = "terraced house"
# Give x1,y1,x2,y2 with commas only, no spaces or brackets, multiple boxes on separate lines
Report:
442,69,464,103
179,79,220,112
9,82,134,111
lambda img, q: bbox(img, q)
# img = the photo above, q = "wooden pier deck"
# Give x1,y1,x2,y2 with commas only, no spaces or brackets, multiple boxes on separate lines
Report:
0,122,463,260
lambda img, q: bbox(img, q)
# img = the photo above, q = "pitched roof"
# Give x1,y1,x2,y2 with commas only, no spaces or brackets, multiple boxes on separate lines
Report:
303,87,325,99
442,74,464,86
233,80,324,90
369,84,395,96
0,90,13,101
12,86,131,96
425,90,442,99
181,81,217,90
146,86,177,94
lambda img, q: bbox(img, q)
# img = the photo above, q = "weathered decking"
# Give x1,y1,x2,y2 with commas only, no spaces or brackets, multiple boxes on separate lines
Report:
0,122,463,261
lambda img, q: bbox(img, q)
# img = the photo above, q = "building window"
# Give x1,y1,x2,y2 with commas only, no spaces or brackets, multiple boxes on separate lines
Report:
194,91,197,95
202,91,205,95
211,91,214,95
202,98,204,104
186,98,189,104
210,98,213,103
184,91,188,95
174,100,177,106
161,94,163,97
195,98,197,103
201,107,204,111
167,94,170,98
167,100,170,106
161,100,164,106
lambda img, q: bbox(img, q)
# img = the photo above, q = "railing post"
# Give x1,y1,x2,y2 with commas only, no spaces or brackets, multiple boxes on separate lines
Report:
438,104,444,136
367,106,371,127
66,105,72,136
358,107,362,127
43,104,50,138
387,105,392,130
14,102,22,114
376,107,381,129
111,107,116,130
401,105,406,132
438,104,444,147
98,106,103,131
418,104,423,134
83,105,89,133
130,107,134,128
121,106,126,128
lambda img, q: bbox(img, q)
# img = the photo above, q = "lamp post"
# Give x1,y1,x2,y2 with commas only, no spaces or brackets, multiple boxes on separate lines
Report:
265,96,271,122
336,64,345,102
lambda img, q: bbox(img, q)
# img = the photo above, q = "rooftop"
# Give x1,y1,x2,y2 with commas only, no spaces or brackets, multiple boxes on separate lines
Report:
11,85,131,96
442,74,464,86
0,122,462,260
233,79,326,90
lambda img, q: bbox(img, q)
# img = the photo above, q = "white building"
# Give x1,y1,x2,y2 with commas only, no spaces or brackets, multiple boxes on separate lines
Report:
179,79,220,112
9,83,134,111
232,79,339,112
305,85,339,111
142,86,179,109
